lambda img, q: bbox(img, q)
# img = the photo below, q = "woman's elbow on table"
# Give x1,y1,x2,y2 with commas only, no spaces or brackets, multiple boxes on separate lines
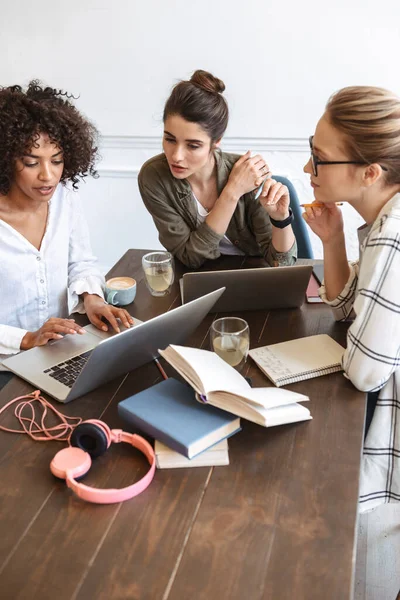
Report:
175,250,207,269
344,364,391,393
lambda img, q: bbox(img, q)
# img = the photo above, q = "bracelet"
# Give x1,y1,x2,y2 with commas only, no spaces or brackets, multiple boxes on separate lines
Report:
269,208,293,229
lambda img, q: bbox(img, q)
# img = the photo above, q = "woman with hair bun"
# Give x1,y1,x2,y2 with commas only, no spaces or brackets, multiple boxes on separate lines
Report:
0,81,133,383
139,70,297,269
303,86,400,511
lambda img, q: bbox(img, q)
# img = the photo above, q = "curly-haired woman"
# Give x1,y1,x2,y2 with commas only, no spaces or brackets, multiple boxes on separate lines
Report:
0,81,133,383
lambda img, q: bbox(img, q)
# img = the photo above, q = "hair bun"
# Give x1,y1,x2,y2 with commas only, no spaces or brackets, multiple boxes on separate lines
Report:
190,70,225,94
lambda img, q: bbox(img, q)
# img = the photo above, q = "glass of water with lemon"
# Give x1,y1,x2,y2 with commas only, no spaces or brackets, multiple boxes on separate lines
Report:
210,317,249,371
142,251,174,297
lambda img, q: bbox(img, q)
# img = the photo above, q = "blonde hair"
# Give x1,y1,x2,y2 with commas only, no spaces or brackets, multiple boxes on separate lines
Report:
326,86,400,185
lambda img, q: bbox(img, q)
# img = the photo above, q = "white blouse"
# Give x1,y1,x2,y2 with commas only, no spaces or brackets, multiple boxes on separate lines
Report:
0,184,105,366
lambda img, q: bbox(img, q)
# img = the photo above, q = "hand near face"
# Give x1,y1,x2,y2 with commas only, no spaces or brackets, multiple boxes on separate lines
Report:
258,179,290,220
83,294,134,333
227,151,270,198
302,203,344,243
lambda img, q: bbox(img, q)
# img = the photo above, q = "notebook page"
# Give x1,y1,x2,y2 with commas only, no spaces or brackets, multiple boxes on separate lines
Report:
249,334,344,385
212,387,309,409
155,439,228,455
203,393,311,426
166,345,250,394
260,365,343,387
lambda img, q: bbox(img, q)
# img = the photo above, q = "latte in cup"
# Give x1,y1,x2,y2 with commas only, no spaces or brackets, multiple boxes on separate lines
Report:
106,277,136,290
105,277,137,306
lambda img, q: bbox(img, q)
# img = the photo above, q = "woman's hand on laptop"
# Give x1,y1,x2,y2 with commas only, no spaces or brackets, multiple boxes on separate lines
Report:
20,318,86,350
83,293,134,334
258,179,290,221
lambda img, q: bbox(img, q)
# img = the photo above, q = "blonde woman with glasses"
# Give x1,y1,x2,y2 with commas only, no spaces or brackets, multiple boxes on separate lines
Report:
303,86,400,514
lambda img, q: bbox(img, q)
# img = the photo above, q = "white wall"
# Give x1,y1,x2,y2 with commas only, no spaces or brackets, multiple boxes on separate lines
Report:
2,0,399,271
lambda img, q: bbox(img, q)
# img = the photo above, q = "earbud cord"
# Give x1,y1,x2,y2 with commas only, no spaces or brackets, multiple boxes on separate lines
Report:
0,390,82,441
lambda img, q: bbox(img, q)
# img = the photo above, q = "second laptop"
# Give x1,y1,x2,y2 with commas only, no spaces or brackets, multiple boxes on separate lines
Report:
181,265,313,313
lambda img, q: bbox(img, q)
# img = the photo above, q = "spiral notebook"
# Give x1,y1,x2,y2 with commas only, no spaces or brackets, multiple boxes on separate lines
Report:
249,334,345,387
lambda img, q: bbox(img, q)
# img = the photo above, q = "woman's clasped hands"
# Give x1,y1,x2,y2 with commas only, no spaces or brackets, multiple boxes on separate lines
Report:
227,150,291,220
226,150,269,197
257,177,290,221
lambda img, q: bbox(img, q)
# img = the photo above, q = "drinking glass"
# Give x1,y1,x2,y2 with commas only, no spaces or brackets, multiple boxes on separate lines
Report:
142,251,175,297
210,317,250,370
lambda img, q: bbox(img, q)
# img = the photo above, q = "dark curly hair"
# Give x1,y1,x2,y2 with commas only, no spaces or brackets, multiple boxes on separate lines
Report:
0,80,99,195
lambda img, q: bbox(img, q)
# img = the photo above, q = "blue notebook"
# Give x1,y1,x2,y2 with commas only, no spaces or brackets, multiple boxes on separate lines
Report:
118,378,241,459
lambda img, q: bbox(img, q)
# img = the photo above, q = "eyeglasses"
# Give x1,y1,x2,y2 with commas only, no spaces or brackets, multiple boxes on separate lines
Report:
309,135,389,178
308,136,366,177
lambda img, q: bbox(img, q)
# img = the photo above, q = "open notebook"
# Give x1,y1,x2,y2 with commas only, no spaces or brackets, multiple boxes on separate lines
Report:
158,345,311,427
249,334,345,387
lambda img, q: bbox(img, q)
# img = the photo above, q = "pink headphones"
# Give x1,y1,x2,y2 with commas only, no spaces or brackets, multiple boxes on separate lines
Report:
0,391,155,505
50,419,156,504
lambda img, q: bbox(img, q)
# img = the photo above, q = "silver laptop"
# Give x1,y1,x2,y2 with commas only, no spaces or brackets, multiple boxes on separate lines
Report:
181,265,312,313
3,288,225,403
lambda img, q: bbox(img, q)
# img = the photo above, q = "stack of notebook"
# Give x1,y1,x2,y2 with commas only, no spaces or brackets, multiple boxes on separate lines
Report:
118,336,344,469
118,334,344,469
155,439,229,469
118,378,239,469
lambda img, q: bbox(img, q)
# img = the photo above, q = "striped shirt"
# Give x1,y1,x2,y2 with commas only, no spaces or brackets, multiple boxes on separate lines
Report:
320,193,400,512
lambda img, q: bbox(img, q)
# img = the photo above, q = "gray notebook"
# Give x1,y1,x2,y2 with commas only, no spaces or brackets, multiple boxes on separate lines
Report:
118,378,241,459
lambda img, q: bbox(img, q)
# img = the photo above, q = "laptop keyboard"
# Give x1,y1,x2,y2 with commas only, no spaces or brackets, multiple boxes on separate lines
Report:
43,351,92,388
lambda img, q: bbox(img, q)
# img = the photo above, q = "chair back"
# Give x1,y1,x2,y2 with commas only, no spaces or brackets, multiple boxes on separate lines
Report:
273,175,314,259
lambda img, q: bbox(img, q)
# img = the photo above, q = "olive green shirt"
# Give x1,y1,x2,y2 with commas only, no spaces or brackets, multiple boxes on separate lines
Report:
138,150,297,268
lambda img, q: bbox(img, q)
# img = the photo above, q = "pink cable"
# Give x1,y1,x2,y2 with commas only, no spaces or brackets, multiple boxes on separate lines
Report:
0,390,82,441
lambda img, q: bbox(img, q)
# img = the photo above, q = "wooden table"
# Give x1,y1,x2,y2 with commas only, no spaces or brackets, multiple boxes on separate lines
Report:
0,250,366,600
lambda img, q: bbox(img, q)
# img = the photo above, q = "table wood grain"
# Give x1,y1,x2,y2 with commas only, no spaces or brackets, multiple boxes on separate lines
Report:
0,250,366,600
